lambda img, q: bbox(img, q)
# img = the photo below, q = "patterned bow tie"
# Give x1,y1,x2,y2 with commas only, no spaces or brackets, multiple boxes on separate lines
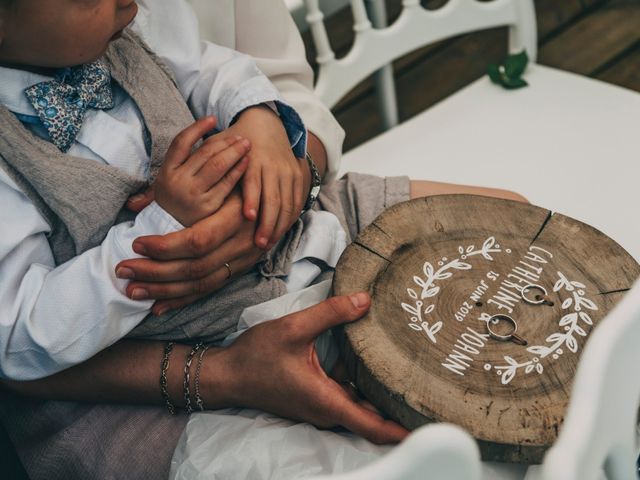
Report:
25,60,115,152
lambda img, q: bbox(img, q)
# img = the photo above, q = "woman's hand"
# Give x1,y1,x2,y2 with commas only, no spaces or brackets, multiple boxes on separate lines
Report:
221,105,309,250
207,292,409,444
117,189,264,314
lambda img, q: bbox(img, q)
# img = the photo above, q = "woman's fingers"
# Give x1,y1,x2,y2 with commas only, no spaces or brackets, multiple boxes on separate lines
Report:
131,198,244,260
117,228,256,282
335,393,409,444
124,252,259,302
164,116,217,169
151,294,206,316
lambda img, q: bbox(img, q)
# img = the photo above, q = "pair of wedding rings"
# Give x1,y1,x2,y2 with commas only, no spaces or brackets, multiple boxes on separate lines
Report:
486,283,552,346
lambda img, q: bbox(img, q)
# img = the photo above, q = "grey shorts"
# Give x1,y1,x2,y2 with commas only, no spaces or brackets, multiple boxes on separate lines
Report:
317,172,411,243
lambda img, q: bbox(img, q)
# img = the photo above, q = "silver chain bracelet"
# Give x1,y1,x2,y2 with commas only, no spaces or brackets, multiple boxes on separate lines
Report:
194,345,212,411
183,342,204,414
160,341,177,415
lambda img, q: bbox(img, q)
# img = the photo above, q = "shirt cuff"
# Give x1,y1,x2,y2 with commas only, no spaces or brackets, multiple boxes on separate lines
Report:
220,78,308,159
112,201,183,260
274,100,307,159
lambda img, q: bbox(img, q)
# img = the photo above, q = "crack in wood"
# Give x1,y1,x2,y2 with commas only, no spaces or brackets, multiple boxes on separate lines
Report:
371,222,393,238
529,210,554,246
353,240,391,263
597,288,631,296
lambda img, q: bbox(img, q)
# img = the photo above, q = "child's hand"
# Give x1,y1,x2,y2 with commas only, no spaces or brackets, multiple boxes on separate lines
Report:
222,105,309,250
154,117,251,226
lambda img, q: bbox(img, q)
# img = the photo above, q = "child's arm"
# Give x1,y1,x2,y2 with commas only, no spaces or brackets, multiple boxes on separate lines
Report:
0,120,234,381
133,0,308,249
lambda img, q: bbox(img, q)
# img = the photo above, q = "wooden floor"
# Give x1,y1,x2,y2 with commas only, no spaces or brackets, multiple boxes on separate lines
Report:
302,0,640,152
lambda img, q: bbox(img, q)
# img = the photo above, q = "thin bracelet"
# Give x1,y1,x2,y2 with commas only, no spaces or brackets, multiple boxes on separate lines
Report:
160,341,177,415
183,342,204,414
194,345,212,411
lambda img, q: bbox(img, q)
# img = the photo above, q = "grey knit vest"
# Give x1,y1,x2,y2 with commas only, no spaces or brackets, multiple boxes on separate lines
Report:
0,30,296,343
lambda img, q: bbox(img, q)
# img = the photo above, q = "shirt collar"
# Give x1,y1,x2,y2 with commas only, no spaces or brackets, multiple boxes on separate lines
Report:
0,65,54,116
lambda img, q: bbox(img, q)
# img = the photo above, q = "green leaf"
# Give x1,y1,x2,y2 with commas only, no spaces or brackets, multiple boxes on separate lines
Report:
501,76,528,90
487,64,503,85
486,49,530,90
504,50,529,78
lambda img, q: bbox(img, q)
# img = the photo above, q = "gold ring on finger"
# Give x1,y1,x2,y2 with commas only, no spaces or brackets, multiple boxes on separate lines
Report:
224,262,232,280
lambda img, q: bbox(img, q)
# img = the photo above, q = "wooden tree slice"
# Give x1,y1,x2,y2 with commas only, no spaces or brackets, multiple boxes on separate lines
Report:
333,194,639,463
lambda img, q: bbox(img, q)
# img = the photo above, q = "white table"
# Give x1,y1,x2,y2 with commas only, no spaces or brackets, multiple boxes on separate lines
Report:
340,65,640,262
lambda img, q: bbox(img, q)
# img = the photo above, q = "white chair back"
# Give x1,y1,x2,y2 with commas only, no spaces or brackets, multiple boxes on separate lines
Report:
302,0,538,110
542,280,640,480
311,423,482,480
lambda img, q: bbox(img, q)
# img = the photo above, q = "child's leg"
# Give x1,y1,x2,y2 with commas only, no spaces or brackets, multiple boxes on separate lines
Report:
410,180,528,203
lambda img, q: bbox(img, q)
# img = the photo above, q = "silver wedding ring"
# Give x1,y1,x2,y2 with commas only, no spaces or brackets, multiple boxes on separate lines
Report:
486,314,527,346
521,283,549,305
224,262,232,280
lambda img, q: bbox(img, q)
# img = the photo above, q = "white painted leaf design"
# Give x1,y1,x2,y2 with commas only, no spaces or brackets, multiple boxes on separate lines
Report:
502,368,516,385
453,261,472,270
401,303,419,317
422,286,440,299
525,364,535,374
437,271,454,280
571,281,586,289
561,297,573,309
466,245,475,253
414,276,426,288
535,363,544,374
553,278,566,292
527,345,549,356
559,313,577,327
423,262,434,278
546,333,565,343
483,237,495,248
408,323,422,331
574,326,587,337
430,321,443,336
424,304,435,315
458,246,464,254
579,312,593,325
424,321,441,343
566,336,578,353
407,288,418,299
504,356,518,366
578,297,598,311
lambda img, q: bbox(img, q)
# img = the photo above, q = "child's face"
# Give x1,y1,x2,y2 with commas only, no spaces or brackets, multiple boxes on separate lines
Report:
0,0,138,69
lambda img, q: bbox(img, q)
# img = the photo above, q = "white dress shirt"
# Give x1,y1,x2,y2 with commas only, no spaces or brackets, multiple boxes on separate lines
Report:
0,0,346,380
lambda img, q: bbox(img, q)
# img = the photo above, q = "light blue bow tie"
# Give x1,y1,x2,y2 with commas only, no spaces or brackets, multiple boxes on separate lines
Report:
25,60,115,152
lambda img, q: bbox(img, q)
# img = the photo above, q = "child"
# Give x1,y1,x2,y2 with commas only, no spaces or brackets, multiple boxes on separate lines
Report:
0,0,314,380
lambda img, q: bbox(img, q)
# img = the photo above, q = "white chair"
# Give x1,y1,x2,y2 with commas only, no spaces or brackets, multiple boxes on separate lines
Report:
301,0,640,262
542,277,640,480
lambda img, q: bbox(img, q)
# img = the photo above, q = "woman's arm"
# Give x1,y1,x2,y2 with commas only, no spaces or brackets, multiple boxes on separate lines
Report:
2,294,408,444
